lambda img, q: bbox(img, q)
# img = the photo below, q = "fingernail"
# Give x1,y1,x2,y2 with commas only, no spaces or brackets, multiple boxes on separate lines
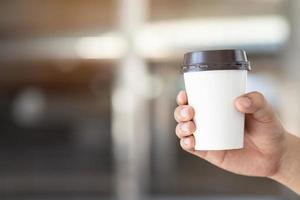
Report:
238,96,252,108
183,138,190,146
180,107,189,118
180,123,189,133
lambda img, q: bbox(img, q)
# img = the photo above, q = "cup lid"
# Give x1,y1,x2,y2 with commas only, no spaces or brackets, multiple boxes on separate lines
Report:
182,49,251,72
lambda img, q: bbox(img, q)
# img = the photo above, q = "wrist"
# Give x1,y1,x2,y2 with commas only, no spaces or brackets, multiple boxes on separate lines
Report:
270,131,300,194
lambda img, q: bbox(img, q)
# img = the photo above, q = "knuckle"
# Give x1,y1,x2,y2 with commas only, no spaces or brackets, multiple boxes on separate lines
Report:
178,122,193,136
174,105,195,122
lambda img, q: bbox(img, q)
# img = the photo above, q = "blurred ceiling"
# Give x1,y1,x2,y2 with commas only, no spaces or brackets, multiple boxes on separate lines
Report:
0,0,116,38
150,0,285,21
0,0,285,38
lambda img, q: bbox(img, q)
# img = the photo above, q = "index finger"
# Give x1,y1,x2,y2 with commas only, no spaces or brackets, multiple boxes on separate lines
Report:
177,90,188,105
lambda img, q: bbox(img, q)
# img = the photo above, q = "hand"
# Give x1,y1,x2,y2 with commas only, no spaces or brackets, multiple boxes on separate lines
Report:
174,90,286,178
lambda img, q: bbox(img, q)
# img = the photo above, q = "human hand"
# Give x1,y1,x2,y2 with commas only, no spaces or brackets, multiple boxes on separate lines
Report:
174,90,286,178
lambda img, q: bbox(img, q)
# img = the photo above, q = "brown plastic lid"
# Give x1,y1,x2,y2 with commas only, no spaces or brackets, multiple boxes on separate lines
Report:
182,49,251,73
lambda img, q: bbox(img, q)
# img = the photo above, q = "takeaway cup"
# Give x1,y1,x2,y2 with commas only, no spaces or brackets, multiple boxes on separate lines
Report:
182,49,251,150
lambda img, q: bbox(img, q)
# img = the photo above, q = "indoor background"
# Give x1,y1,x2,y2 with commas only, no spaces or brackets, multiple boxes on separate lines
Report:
0,0,299,200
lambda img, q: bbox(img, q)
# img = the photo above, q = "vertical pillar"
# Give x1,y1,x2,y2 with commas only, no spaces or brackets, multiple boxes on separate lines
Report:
112,0,150,200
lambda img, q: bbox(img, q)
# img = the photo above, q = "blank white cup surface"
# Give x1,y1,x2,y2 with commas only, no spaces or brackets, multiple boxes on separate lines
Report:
184,70,247,150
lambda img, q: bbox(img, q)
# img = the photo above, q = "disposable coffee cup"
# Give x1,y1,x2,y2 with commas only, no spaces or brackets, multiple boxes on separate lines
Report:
182,49,251,150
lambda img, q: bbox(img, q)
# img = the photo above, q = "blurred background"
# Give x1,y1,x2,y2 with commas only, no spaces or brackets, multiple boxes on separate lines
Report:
0,0,300,199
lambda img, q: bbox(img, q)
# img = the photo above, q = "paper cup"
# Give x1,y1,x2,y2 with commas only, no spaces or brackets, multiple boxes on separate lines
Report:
182,49,251,150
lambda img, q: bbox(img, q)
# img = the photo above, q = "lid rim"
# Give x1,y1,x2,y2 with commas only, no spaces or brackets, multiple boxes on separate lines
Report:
182,49,251,72
182,61,251,73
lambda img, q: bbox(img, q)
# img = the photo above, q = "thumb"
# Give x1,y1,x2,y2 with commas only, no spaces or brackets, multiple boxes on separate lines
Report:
235,91,275,123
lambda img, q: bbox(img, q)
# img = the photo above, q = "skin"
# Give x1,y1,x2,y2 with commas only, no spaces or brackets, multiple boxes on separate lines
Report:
174,90,300,195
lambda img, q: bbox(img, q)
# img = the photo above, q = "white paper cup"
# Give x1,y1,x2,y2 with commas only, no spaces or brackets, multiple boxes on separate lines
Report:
182,50,251,150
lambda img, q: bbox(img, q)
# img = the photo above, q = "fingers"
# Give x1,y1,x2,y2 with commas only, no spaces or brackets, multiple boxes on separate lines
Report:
175,91,196,154
175,121,196,138
180,135,195,151
174,105,194,122
177,90,188,105
179,136,208,160
235,91,275,123
175,90,196,153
